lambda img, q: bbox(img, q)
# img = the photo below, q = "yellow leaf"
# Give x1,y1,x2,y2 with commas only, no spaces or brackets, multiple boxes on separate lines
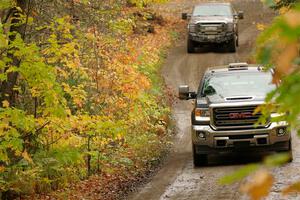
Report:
2,100,9,108
279,7,289,15
117,133,122,139
22,150,33,163
241,170,274,200
0,166,5,173
256,23,266,31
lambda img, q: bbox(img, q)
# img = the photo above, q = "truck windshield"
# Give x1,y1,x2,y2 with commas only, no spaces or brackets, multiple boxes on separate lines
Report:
202,72,276,97
193,5,232,16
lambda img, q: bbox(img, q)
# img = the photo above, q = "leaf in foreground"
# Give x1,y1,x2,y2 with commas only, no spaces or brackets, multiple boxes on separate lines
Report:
241,170,274,200
282,181,300,196
219,164,259,185
263,153,291,166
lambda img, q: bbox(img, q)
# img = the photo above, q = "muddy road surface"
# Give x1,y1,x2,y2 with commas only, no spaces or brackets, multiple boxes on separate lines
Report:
128,0,300,200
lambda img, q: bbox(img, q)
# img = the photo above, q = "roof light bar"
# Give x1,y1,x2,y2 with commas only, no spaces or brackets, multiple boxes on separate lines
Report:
228,62,248,70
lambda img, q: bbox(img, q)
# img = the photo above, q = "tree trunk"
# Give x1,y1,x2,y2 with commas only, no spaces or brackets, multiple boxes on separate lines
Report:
0,0,28,107
87,136,92,176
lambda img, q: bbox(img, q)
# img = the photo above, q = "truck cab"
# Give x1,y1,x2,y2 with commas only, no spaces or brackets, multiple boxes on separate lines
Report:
179,63,292,166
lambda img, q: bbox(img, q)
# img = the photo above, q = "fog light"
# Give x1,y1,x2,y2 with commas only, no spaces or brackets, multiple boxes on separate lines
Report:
277,127,286,136
196,131,206,139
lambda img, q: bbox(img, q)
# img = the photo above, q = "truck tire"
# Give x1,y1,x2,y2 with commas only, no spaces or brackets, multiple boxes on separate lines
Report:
288,149,293,162
277,140,293,162
228,35,237,53
286,140,293,162
187,38,196,53
193,144,208,166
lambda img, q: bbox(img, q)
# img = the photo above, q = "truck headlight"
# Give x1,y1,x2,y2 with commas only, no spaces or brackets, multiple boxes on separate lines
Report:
188,24,196,32
194,108,210,122
195,108,210,118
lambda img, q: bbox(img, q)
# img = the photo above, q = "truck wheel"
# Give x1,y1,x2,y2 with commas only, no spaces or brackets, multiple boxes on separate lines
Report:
193,145,208,166
187,38,196,53
277,140,293,162
228,35,236,53
236,35,239,47
287,140,293,162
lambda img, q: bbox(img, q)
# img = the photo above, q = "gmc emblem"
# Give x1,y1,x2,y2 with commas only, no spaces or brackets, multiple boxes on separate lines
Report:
229,112,252,119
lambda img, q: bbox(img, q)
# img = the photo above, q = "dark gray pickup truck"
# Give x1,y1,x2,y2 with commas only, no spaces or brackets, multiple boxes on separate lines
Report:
182,3,243,53
179,63,292,166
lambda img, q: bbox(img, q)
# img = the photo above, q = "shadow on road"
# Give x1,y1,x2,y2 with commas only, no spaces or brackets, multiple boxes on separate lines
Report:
192,45,235,54
203,151,273,167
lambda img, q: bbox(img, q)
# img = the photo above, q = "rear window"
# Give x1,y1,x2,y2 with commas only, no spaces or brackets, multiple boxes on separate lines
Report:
201,72,275,97
193,4,232,16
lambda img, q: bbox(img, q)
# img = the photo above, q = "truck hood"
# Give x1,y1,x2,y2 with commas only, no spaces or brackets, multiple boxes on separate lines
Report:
209,94,266,103
190,16,233,24
196,94,267,107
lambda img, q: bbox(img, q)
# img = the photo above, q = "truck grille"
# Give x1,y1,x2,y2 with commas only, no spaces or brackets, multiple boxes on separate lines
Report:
196,23,226,34
212,105,267,130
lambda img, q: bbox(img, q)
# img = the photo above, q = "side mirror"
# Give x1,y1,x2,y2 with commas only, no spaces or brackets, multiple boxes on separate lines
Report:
179,85,196,100
203,85,216,96
182,13,191,20
238,11,244,19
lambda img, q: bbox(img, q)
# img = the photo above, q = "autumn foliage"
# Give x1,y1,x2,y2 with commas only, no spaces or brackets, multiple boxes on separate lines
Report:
0,0,181,198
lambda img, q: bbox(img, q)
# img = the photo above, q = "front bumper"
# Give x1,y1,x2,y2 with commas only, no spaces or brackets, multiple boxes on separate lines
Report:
189,32,234,43
192,122,291,154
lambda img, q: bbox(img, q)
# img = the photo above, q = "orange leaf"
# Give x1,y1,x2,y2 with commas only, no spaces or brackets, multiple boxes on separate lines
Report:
285,11,300,28
275,43,298,77
282,181,300,196
0,166,5,173
241,170,274,200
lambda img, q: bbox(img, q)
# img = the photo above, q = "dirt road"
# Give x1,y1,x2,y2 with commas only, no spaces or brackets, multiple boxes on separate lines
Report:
128,1,300,199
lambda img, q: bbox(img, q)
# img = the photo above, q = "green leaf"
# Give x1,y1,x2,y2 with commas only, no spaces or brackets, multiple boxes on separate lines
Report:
264,153,291,166
219,164,260,185
0,0,13,9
